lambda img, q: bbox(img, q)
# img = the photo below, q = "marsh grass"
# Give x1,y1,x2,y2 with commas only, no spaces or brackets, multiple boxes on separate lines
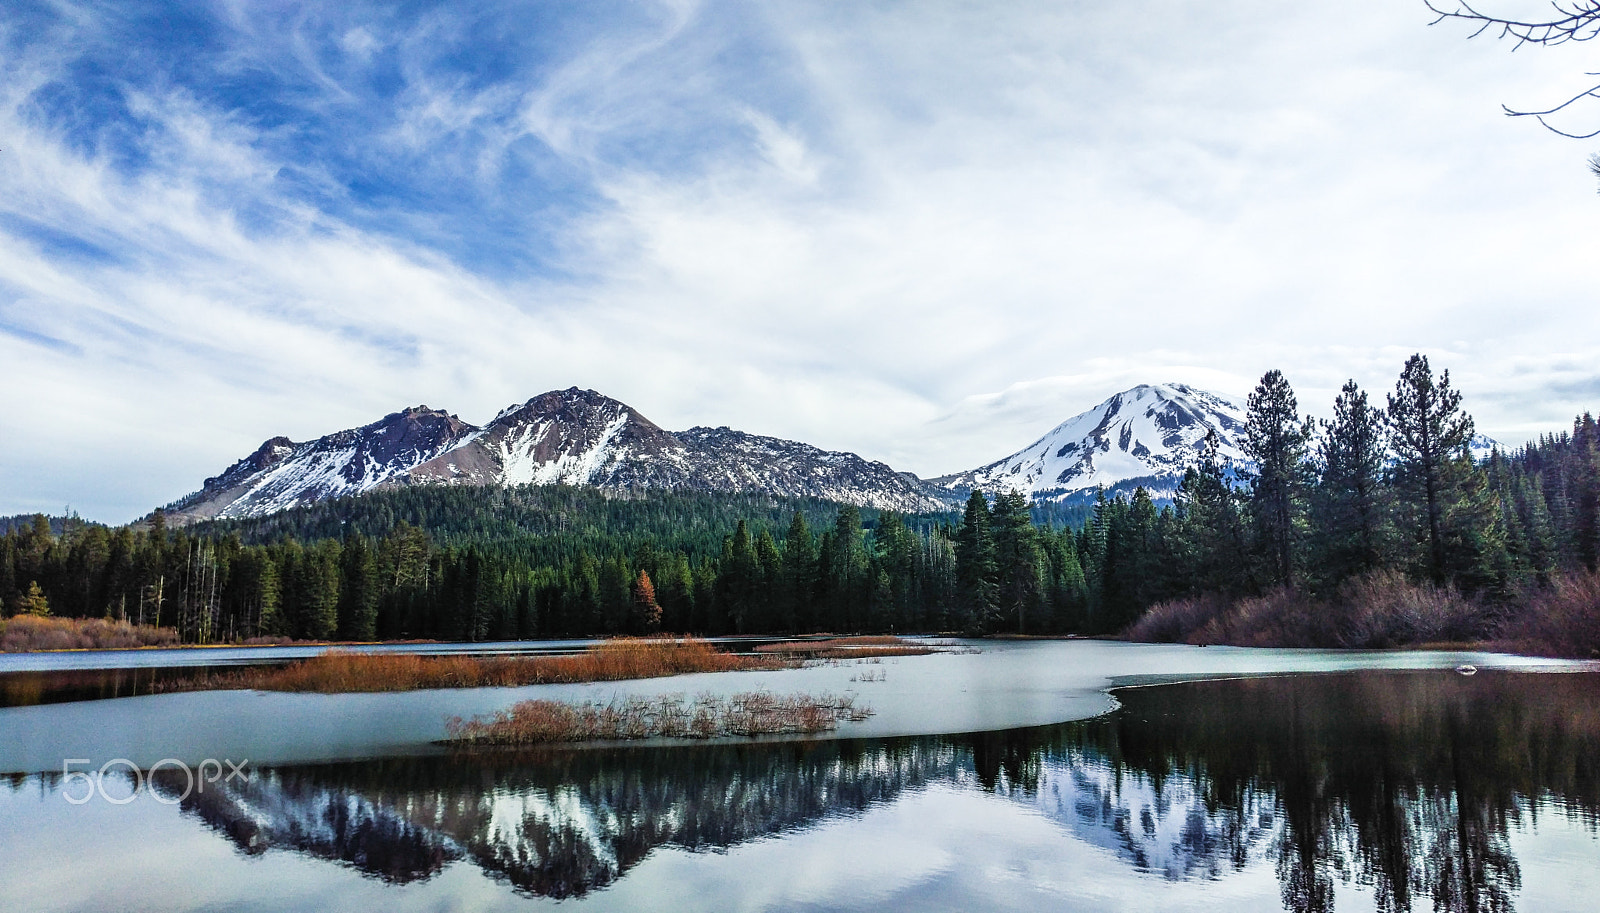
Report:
0,615,179,652
169,637,778,694
444,691,873,745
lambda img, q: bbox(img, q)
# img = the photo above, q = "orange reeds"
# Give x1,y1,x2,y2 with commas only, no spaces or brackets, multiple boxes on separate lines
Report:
176,637,778,694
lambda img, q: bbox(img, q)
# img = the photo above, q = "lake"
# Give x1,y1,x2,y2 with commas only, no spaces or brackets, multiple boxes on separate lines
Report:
0,641,1596,911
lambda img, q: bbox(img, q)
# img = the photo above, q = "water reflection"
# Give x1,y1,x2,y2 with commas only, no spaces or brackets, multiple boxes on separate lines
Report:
131,671,1600,910
0,666,283,707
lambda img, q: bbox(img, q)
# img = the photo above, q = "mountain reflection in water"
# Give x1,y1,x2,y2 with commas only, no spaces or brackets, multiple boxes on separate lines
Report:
148,670,1600,911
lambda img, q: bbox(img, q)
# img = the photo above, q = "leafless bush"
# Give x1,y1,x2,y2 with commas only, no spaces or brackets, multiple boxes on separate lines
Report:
1498,568,1600,658
1124,572,1489,649
0,615,179,652
1332,570,1489,647
1125,593,1234,643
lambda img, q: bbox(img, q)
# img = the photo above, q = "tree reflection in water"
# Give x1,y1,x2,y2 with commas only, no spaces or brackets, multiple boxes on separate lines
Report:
155,670,1600,910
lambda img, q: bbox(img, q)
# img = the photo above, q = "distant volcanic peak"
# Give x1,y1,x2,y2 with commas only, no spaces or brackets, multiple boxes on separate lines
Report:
936,382,1251,502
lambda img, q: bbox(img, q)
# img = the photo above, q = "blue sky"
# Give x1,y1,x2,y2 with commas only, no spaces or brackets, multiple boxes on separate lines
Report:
2,0,1598,522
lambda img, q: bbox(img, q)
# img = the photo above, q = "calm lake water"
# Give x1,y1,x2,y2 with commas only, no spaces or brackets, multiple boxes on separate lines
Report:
1,653,1597,911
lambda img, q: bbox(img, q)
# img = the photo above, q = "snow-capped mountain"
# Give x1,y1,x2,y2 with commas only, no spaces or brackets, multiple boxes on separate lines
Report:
164,406,480,522
1469,433,1503,462
401,388,694,490
162,388,948,522
934,383,1250,504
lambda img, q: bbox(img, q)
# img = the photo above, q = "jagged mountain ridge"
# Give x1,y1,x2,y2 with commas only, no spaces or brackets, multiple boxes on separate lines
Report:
160,382,1506,524
933,383,1252,504
163,388,949,522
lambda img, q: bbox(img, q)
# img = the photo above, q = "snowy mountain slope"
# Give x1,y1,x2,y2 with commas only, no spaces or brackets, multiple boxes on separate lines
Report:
161,388,947,522
934,383,1250,504
163,406,480,523
404,388,695,490
1469,433,1503,462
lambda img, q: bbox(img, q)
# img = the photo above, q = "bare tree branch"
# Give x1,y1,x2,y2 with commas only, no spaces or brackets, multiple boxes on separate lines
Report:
1426,2,1600,141
1425,2,1600,48
1503,77,1600,136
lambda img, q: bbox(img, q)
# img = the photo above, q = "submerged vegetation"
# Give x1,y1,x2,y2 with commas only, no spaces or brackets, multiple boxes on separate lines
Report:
445,691,872,745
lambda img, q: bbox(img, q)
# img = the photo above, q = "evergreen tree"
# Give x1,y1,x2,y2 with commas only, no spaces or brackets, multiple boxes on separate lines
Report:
1386,354,1477,584
337,533,379,641
780,513,817,632
718,520,757,633
1177,431,1251,595
1314,379,1391,584
752,529,783,633
1569,414,1600,571
598,555,632,634
990,490,1041,633
822,507,867,631
15,580,51,617
1241,370,1313,588
953,490,997,632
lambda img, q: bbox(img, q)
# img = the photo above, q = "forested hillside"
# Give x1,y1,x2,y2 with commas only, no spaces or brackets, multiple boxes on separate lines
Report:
3,354,1597,654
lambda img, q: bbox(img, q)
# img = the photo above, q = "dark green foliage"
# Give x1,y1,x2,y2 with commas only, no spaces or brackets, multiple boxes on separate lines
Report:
1386,354,1480,584
1314,380,1390,584
1240,370,1313,588
954,491,997,632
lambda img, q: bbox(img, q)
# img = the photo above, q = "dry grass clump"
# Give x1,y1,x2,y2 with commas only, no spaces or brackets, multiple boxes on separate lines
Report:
753,635,935,659
176,637,776,694
445,691,873,745
0,615,179,652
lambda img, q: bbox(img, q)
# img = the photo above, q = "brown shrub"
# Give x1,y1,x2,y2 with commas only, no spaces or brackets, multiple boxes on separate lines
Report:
176,637,778,694
0,615,180,652
1124,594,1233,643
1332,570,1489,648
445,691,873,746
1193,588,1343,648
1124,571,1489,650
1497,569,1600,658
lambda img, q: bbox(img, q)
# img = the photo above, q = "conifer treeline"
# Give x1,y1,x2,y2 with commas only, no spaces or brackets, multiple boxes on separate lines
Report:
3,354,1595,645
1082,356,1600,639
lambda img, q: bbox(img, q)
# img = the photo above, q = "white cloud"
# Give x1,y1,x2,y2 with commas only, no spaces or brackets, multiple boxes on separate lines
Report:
2,0,1597,520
